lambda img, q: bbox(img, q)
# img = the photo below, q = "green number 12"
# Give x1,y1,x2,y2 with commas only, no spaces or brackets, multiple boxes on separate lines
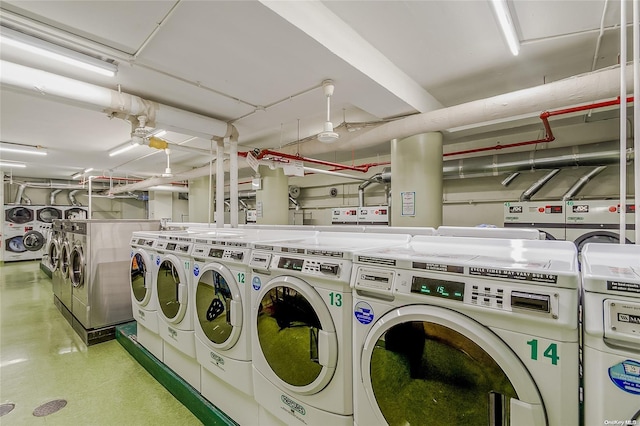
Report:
237,273,245,284
527,339,559,365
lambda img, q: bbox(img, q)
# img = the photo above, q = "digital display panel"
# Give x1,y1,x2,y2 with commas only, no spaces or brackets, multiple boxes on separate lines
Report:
278,257,304,271
209,248,224,258
166,243,176,250
546,205,563,214
509,206,523,214
410,276,465,301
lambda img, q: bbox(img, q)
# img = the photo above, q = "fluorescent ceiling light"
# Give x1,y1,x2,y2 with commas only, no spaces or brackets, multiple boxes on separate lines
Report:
84,167,94,173
491,0,520,56
153,130,167,138
109,144,137,157
0,161,26,168
0,145,47,156
71,167,93,179
72,172,82,179
0,27,117,77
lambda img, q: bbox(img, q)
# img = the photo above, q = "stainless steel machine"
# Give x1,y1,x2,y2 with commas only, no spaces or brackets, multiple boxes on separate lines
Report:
63,219,160,344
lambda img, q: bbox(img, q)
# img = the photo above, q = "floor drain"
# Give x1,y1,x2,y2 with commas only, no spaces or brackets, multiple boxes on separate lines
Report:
0,403,15,417
32,399,67,417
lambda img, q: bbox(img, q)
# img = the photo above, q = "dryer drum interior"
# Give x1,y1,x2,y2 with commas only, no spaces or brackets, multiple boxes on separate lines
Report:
370,321,517,425
48,241,60,270
157,259,184,320
38,207,62,223
256,286,323,387
23,230,45,251
70,248,84,287
130,253,148,303
5,207,34,224
5,236,26,253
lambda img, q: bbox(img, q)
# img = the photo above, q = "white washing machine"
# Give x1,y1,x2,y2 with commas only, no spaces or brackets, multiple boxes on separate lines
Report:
249,232,412,426
582,243,640,424
565,200,636,255
192,228,316,425
504,201,566,240
437,225,542,239
351,235,580,426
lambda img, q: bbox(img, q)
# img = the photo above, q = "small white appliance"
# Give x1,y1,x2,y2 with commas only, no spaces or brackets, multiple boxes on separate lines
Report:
192,228,316,425
351,236,580,426
565,200,636,254
249,232,411,426
503,201,566,240
581,243,640,424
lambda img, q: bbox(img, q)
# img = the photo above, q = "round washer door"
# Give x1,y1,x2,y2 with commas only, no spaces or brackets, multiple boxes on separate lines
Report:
361,305,546,425
254,275,337,395
131,249,153,307
5,236,26,253
574,231,630,255
69,245,84,288
60,241,71,279
23,230,45,251
48,239,61,271
38,207,62,223
195,263,243,350
156,255,189,323
5,207,34,224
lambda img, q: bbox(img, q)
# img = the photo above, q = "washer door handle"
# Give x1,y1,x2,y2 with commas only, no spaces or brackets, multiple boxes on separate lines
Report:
178,282,186,304
317,330,337,368
229,300,242,327
144,271,151,289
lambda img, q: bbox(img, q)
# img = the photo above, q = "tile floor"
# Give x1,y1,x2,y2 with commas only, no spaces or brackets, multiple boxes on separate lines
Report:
0,260,202,425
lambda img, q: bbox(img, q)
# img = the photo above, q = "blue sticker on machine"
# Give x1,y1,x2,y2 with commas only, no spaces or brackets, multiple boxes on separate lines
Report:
354,301,374,325
609,359,640,395
252,276,261,291
193,264,200,277
156,256,160,266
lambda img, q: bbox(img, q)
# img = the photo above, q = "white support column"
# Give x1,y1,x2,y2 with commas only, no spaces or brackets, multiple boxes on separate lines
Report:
391,132,443,227
216,139,225,228
256,166,289,225
229,138,239,228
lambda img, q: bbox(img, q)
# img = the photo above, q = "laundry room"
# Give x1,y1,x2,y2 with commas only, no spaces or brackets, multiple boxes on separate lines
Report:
1,1,639,425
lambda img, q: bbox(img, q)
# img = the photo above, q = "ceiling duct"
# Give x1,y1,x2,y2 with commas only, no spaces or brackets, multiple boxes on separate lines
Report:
562,165,608,200
50,189,62,205
519,169,561,202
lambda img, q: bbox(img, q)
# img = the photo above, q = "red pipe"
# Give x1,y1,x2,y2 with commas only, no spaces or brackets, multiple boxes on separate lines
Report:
254,149,372,173
444,96,634,157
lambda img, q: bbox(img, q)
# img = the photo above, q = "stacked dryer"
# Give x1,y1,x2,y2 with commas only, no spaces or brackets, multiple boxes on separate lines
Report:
565,200,636,253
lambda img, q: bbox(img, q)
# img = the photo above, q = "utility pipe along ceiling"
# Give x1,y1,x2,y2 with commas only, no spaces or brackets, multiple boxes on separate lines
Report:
0,0,637,187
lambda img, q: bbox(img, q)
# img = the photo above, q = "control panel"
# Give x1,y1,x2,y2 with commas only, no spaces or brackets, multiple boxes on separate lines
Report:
273,255,342,278
192,245,246,262
249,252,272,269
156,240,191,254
605,299,640,348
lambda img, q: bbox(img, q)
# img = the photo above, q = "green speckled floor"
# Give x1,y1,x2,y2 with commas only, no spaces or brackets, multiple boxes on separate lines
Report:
0,260,202,425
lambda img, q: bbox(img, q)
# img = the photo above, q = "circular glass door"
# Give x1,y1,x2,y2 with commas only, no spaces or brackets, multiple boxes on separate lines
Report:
60,241,71,279
5,207,34,224
131,251,152,306
38,207,62,223
195,263,242,350
23,230,45,251
362,306,545,425
70,246,84,288
48,240,61,271
5,236,26,253
156,256,188,323
256,275,337,395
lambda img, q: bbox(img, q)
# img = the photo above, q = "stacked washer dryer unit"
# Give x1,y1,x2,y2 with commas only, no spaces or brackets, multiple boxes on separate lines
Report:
565,200,636,254
503,201,566,240
191,228,317,425
249,232,412,426
582,243,640,425
351,235,580,426
3,204,36,261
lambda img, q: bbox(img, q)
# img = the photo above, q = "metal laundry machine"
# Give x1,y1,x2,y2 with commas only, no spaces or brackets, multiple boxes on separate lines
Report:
66,219,160,344
582,243,640,425
249,231,412,426
565,200,636,255
503,201,566,240
351,235,580,426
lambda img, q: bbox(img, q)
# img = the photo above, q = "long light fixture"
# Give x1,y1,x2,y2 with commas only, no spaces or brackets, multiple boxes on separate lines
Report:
109,143,138,157
0,161,26,168
0,26,117,77
490,0,520,56
0,145,47,156
72,167,93,179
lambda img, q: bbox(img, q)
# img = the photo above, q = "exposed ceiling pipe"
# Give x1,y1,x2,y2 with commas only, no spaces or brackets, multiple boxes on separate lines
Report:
14,184,31,205
562,165,608,201
358,167,391,207
50,189,62,205
289,196,300,211
68,190,82,206
0,60,236,141
519,169,561,202
501,173,521,187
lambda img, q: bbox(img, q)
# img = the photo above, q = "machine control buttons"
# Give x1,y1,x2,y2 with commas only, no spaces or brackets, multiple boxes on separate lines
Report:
470,284,505,309
320,263,339,275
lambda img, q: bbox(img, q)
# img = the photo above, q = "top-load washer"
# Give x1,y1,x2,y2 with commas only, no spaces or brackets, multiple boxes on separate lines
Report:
437,225,542,239
351,236,580,426
581,243,640,425
565,200,636,254
192,227,317,426
503,201,566,240
249,231,412,426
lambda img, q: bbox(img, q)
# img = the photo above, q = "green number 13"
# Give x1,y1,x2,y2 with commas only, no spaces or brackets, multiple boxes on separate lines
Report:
329,292,342,307
527,339,559,365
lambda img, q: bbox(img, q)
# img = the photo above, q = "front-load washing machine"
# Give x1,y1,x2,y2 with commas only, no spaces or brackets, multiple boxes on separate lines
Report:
192,228,317,426
37,206,63,224
503,201,566,240
351,235,580,426
249,231,412,426
582,243,640,425
50,220,66,303
58,221,74,311
3,226,27,261
565,200,636,255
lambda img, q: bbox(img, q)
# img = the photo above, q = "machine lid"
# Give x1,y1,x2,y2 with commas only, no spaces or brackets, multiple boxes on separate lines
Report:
361,305,546,425
70,246,85,288
581,243,640,294
5,206,34,224
156,255,189,323
23,230,45,251
195,263,243,350
5,236,26,253
255,275,337,395
131,250,153,306
38,207,62,223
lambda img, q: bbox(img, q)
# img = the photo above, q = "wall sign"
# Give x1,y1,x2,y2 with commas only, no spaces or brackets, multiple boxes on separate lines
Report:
401,191,415,216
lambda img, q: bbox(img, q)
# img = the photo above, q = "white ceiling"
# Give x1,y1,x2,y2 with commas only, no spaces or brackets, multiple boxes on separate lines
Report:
0,0,632,182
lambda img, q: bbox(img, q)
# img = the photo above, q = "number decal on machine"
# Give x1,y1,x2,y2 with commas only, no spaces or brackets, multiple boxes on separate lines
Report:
237,272,245,284
329,292,342,307
527,339,559,365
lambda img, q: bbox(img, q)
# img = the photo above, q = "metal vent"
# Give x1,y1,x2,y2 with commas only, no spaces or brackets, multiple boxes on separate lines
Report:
357,256,396,266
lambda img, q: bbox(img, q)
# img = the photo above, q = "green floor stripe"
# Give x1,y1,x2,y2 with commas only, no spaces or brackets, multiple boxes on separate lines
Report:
116,323,237,426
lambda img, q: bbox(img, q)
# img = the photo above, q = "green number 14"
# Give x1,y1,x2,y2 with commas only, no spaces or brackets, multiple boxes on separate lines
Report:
527,339,559,365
